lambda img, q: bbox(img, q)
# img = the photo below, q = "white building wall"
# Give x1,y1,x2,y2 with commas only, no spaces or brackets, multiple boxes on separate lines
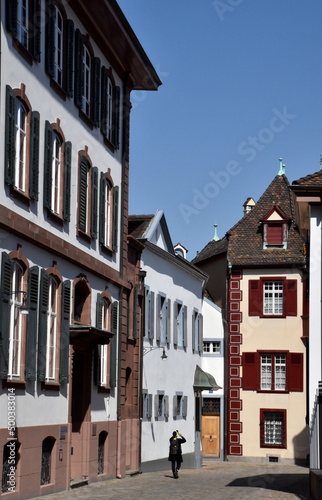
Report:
309,207,322,415
141,246,204,465
0,3,123,271
0,232,120,428
308,206,322,468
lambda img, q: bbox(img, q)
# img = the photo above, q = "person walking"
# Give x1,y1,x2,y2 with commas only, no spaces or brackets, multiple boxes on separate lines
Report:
168,431,186,479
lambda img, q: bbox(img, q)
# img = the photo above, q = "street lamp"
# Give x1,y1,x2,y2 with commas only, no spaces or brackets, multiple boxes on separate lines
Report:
143,346,168,360
1,291,29,315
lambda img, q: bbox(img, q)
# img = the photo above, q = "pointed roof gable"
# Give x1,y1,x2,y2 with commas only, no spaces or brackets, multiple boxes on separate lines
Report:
193,174,306,268
128,210,175,254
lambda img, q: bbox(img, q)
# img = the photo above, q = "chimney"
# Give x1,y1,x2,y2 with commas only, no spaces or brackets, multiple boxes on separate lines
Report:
243,197,256,215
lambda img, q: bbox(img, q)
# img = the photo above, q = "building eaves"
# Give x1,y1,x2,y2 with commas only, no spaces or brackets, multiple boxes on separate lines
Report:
69,0,162,90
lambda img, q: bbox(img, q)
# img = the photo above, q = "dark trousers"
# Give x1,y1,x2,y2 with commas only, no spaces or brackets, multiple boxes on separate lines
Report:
170,457,181,475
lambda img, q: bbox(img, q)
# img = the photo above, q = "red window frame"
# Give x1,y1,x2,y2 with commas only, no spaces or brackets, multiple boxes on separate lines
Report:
249,277,297,317
242,351,303,392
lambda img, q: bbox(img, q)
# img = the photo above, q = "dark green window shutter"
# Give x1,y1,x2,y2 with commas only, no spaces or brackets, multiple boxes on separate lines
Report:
63,141,72,221
100,67,107,137
183,305,188,348
91,167,98,239
93,57,101,127
25,266,39,381
45,0,55,77
65,19,74,97
113,86,121,149
78,158,88,232
5,85,16,186
29,110,40,200
32,0,41,62
6,0,17,38
74,29,84,108
0,252,12,379
110,301,118,388
43,120,53,210
198,314,203,355
37,269,49,381
99,172,105,245
60,280,70,384
96,293,103,329
112,186,119,252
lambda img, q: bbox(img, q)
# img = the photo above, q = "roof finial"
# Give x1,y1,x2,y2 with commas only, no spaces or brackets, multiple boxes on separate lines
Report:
213,223,219,241
278,158,286,176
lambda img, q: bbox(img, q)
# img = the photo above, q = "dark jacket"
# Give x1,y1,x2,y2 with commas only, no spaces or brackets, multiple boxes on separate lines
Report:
168,436,186,462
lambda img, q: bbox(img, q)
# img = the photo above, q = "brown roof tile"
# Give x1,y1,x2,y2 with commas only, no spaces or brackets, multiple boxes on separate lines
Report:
128,215,154,239
193,175,306,268
293,169,322,186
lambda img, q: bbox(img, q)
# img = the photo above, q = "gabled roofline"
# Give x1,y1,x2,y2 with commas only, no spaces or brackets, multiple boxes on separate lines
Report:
142,210,175,255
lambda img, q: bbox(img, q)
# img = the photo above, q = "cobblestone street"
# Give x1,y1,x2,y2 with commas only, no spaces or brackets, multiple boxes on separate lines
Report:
32,461,311,500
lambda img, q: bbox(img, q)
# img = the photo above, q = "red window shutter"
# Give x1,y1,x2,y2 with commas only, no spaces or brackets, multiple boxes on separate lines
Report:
287,353,303,392
249,280,263,316
267,223,283,244
242,352,260,390
284,279,297,316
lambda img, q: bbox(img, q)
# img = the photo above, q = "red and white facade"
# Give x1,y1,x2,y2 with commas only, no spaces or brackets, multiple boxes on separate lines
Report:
193,170,309,463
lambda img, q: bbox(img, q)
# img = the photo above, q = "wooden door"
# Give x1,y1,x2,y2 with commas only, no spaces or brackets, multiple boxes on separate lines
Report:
202,415,220,457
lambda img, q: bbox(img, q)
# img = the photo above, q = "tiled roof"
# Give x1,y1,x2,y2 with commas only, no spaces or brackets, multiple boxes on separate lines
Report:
193,174,306,268
128,215,154,239
292,169,322,186
192,235,228,264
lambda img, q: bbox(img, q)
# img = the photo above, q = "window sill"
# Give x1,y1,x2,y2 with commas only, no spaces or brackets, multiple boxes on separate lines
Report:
257,390,289,394
10,186,31,205
103,136,116,153
49,78,67,101
79,109,94,130
12,38,34,65
100,244,113,256
260,444,286,449
77,229,92,242
47,210,64,224
260,314,286,319
3,379,26,390
41,381,60,391
97,385,111,393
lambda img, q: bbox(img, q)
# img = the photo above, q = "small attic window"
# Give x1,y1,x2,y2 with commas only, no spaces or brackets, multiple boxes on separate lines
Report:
263,222,288,249
262,207,289,249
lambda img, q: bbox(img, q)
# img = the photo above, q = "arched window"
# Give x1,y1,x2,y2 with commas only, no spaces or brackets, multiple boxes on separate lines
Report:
5,85,40,200
74,31,100,124
98,431,107,475
99,169,119,252
41,437,55,485
44,121,72,221
78,151,98,239
6,0,41,62
45,2,74,96
73,276,91,324
101,67,120,149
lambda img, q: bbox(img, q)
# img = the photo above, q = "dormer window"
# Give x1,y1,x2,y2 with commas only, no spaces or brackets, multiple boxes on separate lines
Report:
261,206,290,249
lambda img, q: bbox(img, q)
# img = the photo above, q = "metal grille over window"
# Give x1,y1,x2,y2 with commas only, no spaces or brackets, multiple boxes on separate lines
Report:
202,397,220,416
264,412,283,445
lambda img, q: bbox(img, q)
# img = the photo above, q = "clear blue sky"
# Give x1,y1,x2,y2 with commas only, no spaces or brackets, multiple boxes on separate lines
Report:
117,0,322,260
